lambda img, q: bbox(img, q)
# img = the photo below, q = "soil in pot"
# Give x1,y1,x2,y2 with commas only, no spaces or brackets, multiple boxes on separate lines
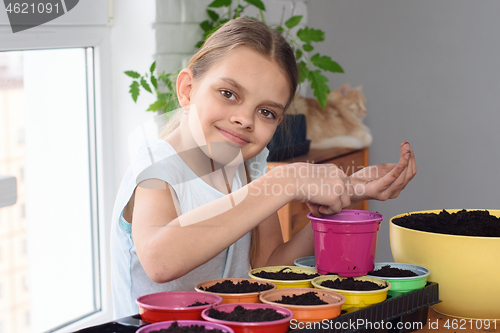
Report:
207,305,287,322
321,277,385,291
148,321,224,333
252,267,320,280
392,209,500,237
199,279,273,293
273,292,328,305
187,301,210,307
369,265,418,277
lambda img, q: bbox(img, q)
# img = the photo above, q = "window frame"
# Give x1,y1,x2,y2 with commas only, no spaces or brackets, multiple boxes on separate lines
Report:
0,24,115,331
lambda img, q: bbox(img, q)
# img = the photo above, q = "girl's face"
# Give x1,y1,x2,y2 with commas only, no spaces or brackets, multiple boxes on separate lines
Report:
185,47,290,162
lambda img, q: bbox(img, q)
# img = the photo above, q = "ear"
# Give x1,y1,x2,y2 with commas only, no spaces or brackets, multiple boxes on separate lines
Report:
339,83,350,96
354,85,363,92
176,68,195,109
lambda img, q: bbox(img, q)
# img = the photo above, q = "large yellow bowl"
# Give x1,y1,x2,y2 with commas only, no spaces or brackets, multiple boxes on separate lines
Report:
249,266,319,289
390,209,500,320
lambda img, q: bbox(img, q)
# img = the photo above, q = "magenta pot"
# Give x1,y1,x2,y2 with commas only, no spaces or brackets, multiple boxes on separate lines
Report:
308,210,384,277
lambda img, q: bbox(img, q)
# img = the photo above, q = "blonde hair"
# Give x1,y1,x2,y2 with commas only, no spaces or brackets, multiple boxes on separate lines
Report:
160,17,298,264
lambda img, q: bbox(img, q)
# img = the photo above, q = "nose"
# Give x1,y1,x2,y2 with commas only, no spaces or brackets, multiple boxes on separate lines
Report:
230,108,254,130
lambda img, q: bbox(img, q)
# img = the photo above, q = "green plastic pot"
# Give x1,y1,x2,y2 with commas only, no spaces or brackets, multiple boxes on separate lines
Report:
368,262,430,297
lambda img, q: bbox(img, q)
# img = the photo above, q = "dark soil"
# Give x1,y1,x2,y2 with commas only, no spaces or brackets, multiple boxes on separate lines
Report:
187,301,209,307
370,265,418,277
273,292,328,305
393,209,500,237
200,279,273,293
321,277,386,291
207,305,287,322
148,321,224,333
253,267,320,281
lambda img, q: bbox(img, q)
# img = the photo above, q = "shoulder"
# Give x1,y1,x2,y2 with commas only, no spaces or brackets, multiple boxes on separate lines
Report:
130,139,185,185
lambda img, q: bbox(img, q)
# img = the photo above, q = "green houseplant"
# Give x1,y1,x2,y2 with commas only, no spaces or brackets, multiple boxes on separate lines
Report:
125,0,343,113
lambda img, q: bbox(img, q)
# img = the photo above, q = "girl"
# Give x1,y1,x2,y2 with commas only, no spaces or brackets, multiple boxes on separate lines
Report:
110,17,416,318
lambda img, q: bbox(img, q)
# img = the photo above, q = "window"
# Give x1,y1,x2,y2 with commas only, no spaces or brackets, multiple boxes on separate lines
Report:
0,47,102,333
0,3,114,332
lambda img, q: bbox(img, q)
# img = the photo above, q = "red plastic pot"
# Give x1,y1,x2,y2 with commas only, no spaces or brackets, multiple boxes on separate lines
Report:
136,291,223,323
308,210,384,277
201,302,293,333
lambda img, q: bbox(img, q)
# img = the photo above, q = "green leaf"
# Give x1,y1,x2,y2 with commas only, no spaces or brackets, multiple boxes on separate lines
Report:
285,15,302,29
234,4,244,18
303,43,314,52
157,93,169,101
295,49,303,60
124,71,141,79
206,9,219,21
308,70,330,109
297,27,325,44
141,77,152,93
208,0,231,8
274,26,284,34
165,97,180,113
200,20,213,32
195,40,205,48
311,54,344,73
149,61,156,74
244,0,265,11
150,75,158,90
129,81,140,102
160,73,176,93
297,61,309,84
147,99,167,112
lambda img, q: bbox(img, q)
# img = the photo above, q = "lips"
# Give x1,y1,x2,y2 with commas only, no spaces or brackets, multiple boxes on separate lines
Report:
216,127,250,145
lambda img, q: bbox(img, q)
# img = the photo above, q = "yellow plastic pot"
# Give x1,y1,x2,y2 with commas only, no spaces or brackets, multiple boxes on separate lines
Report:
249,266,319,289
390,209,500,320
311,275,390,310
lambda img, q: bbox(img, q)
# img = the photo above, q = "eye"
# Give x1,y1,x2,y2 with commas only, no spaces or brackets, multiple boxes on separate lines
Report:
259,108,276,119
221,90,236,100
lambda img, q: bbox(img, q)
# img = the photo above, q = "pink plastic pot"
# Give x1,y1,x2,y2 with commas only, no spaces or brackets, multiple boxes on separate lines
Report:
201,303,293,333
136,320,234,333
308,210,384,277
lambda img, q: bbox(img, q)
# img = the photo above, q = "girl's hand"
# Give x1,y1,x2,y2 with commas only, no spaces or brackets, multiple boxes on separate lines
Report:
279,163,351,217
348,142,416,202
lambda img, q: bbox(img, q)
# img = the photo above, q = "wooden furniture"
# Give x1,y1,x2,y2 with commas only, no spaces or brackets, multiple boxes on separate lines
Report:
267,147,369,242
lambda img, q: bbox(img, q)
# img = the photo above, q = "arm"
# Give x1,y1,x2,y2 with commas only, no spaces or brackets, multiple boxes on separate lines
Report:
253,143,418,268
132,163,348,283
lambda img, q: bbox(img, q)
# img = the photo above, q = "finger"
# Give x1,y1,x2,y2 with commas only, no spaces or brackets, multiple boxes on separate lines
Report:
319,201,343,215
373,162,407,200
307,203,322,218
407,145,417,180
399,142,411,166
389,144,417,198
383,142,412,198
375,162,406,192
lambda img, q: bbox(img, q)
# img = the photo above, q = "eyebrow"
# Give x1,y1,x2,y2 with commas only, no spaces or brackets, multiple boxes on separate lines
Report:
219,77,286,111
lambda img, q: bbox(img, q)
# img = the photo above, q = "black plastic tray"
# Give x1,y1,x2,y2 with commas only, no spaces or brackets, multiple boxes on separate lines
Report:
75,282,440,333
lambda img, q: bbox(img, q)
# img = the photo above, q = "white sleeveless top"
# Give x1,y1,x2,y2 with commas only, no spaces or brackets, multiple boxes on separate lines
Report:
110,138,269,318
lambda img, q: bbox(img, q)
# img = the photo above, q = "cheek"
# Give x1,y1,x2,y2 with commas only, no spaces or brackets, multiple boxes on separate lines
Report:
256,122,278,145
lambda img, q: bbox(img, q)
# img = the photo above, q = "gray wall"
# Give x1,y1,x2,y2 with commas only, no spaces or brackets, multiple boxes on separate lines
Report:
308,0,500,261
